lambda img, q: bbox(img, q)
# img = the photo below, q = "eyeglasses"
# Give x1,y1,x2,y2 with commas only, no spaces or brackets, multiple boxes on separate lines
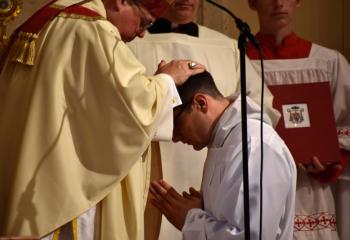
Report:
173,99,192,127
133,2,154,31
140,16,154,31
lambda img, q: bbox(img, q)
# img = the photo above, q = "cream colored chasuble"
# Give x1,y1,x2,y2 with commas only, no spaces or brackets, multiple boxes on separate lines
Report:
0,0,175,239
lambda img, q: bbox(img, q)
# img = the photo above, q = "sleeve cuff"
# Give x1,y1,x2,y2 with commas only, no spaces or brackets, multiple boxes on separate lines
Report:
157,73,182,107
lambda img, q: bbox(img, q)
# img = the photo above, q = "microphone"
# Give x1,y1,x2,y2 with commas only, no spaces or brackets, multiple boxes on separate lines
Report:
205,0,260,50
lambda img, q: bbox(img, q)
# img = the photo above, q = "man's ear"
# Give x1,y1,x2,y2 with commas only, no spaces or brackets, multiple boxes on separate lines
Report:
295,0,301,8
193,94,208,113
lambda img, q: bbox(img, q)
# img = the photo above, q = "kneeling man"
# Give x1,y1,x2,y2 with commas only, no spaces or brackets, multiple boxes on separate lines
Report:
151,71,296,240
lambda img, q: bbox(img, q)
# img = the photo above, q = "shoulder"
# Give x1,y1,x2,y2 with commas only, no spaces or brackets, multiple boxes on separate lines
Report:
309,43,350,76
53,0,117,38
247,118,288,153
198,25,236,41
197,25,238,51
247,119,296,174
309,43,343,61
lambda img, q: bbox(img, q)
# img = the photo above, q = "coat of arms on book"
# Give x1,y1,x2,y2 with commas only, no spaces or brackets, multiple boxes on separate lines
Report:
282,103,311,128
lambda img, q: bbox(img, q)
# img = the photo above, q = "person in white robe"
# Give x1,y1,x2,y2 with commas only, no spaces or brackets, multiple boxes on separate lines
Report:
246,0,350,239
150,71,296,240
126,1,280,238
0,0,207,239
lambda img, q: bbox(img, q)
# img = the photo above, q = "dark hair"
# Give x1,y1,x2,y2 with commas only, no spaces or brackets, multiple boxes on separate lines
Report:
177,71,224,106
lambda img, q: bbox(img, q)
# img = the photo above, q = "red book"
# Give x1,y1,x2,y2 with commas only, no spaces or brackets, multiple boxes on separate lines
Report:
268,82,341,164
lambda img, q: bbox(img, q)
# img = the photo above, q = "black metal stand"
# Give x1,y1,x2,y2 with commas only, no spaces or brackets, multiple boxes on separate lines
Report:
238,33,251,240
205,1,263,239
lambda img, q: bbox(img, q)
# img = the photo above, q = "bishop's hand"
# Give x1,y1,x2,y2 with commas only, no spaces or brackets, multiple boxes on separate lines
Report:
155,60,205,86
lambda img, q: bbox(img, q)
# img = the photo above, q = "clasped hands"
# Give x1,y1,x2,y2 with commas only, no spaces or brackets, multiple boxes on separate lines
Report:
150,179,203,230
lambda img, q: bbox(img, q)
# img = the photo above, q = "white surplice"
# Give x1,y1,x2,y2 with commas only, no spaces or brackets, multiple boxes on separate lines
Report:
249,42,350,240
182,96,296,240
250,44,350,140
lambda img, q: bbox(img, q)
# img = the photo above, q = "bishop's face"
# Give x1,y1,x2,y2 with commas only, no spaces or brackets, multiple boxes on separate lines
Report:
104,0,154,42
249,0,300,33
162,0,200,24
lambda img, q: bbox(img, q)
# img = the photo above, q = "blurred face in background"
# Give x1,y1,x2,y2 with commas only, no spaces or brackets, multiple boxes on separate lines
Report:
162,0,200,24
249,0,301,34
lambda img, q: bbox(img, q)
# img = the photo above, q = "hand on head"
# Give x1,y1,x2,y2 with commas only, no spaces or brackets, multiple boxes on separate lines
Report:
155,59,205,86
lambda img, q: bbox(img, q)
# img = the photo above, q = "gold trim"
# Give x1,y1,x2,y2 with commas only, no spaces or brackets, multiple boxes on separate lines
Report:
72,218,78,240
50,4,65,10
8,31,38,66
53,228,61,240
58,12,105,21
2,1,105,68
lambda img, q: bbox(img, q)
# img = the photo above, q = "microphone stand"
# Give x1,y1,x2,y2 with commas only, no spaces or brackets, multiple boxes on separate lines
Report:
238,32,251,240
205,1,261,239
